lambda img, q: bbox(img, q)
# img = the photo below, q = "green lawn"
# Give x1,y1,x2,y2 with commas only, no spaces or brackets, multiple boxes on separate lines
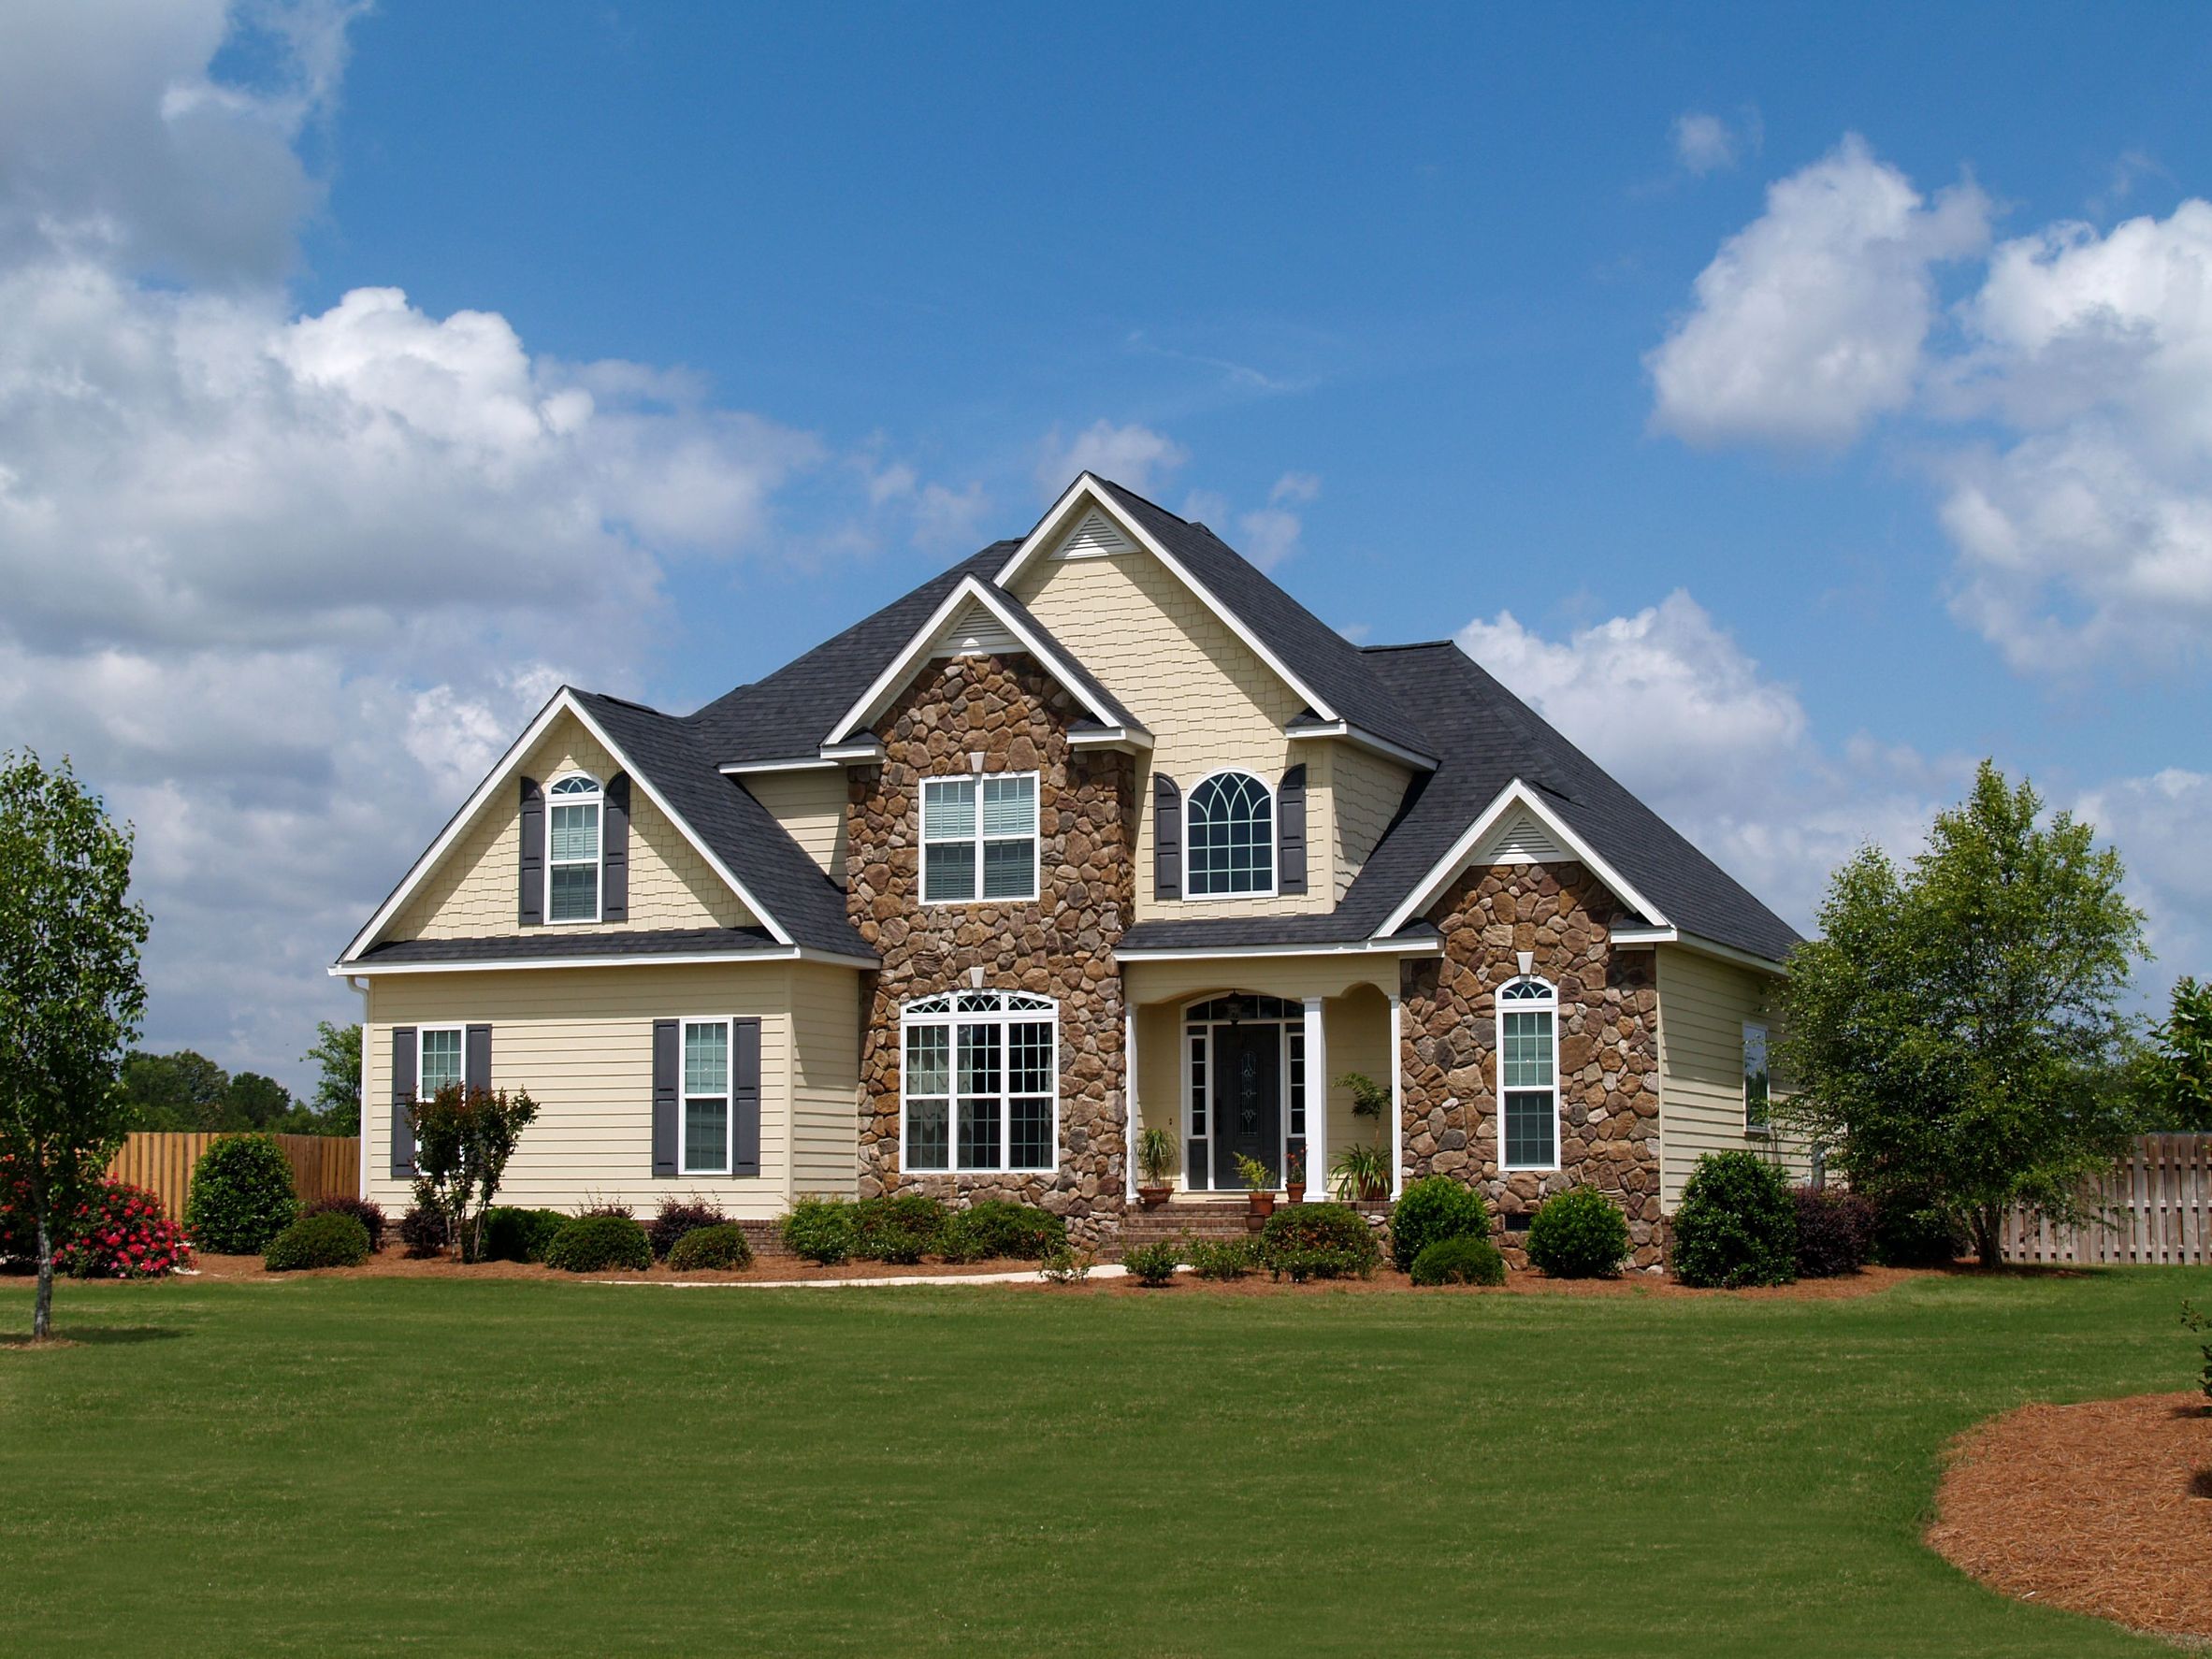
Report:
1,1269,2202,1657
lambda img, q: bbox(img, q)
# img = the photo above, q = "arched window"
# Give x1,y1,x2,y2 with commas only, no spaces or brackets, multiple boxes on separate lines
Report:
547,773,602,923
901,988,1058,1175
1497,975,1559,1171
1186,771,1274,896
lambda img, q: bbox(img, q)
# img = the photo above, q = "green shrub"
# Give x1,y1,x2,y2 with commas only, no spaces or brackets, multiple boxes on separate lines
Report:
1186,1237,1260,1280
1039,1243,1092,1285
263,1210,370,1272
542,1214,652,1273
1259,1203,1381,1278
477,1205,569,1263
1671,1151,1796,1288
184,1134,299,1253
1388,1176,1491,1273
303,1196,386,1253
646,1199,726,1261
782,1198,857,1265
1410,1233,1506,1287
947,1199,1066,1261
1525,1186,1631,1278
1122,1239,1181,1286
398,1202,448,1256
853,1193,950,1263
666,1223,754,1272
1868,1183,1968,1267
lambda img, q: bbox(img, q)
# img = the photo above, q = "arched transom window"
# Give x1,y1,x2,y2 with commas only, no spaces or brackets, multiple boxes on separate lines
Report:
902,989,1058,1175
1497,975,1559,1171
547,773,602,923
1186,771,1274,896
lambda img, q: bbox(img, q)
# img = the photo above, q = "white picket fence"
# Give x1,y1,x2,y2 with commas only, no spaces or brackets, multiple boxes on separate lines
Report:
2001,1134,2212,1265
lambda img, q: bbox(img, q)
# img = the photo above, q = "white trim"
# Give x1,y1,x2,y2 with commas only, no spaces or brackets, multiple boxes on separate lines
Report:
330,945,877,977
1067,725,1152,751
817,739,884,762
676,1015,738,1177
919,769,1040,906
821,574,1142,748
543,772,604,927
1610,925,1789,977
1389,991,1404,1200
1123,1003,1139,1203
1378,778,1672,940
1177,994,1306,1194
898,989,1062,1176
1497,974,1562,1173
1742,1019,1771,1133
340,687,796,960
1113,935,1440,963
993,475,1341,726
416,1023,466,1100
1284,720,1437,772
718,756,841,775
1182,768,1279,901
1302,994,1326,1200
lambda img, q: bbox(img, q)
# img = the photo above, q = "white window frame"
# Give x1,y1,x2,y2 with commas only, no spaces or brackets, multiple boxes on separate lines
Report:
919,771,1040,906
417,1024,466,1101
1742,1020,1771,1135
673,1015,736,1176
1497,975,1561,1173
1182,768,1278,900
545,772,603,926
1178,994,1304,1192
899,988,1059,1174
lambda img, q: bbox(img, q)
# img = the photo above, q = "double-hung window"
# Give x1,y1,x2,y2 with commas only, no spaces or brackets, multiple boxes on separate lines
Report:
547,774,602,923
920,773,1037,903
1498,976,1560,1170
418,1026,465,1100
1742,1022,1771,1132
901,989,1057,1173
682,1017,734,1176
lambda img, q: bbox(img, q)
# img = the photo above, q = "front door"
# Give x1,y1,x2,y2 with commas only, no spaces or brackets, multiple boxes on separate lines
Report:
1212,1022,1283,1191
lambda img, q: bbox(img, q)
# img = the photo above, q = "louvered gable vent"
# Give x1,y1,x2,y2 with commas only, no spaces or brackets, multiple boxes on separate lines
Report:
1481,807,1567,866
1053,508,1134,560
930,598,1019,659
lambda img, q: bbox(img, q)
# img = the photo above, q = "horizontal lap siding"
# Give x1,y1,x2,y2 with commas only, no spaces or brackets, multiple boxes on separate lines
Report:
742,769,848,886
787,961,861,1197
363,964,815,1220
1655,946,1805,1208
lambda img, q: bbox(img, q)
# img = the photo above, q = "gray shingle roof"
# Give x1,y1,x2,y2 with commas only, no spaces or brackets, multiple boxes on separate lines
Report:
357,925,787,967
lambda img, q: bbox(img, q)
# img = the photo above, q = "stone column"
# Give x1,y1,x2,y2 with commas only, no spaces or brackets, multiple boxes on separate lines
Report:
1123,1003,1139,1203
1303,995,1326,1199
1389,990,1404,1199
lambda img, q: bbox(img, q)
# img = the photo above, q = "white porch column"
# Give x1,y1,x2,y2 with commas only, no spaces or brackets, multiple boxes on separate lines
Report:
1303,995,1326,1199
1123,1001,1139,1203
1390,991,1405,1199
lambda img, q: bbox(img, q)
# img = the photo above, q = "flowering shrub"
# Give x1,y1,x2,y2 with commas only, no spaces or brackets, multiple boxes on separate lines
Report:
0,1152,37,1265
55,1181,194,1279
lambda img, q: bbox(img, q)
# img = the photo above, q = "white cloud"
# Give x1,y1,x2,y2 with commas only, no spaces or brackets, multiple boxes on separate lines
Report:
1035,419,1188,498
1647,135,1990,448
1233,507,1303,571
1671,111,1756,177
1270,470,1322,506
2075,769,2212,985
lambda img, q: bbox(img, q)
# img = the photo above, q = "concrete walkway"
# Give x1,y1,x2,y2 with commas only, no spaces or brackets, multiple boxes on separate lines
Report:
593,1263,1162,1290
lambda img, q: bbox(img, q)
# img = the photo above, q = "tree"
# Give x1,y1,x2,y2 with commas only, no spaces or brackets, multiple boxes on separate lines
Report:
409,1084,539,1263
301,1020,362,1134
120,1048,231,1132
1778,761,2147,1269
2135,977,2212,1131
224,1072,295,1130
0,752,150,1341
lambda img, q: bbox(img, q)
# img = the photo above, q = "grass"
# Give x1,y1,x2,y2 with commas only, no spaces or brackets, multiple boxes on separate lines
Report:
2,1268,2205,1657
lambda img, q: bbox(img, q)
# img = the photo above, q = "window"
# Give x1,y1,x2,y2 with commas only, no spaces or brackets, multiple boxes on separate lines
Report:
1186,772,1274,896
920,773,1037,903
682,1017,733,1175
419,1026,464,1099
547,774,601,923
1743,1021,1771,1132
1498,976,1559,1170
901,988,1057,1173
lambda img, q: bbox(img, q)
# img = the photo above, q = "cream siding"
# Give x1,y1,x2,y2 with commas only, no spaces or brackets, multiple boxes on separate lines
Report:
1329,744,1414,900
362,963,831,1220
741,768,849,887
1654,945,1805,1207
388,712,754,942
787,960,861,1195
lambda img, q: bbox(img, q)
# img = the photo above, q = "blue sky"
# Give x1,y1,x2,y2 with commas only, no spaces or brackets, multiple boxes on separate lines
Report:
3,2,2206,1089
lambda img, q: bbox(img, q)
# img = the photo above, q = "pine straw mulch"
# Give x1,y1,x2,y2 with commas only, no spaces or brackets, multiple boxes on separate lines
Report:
1927,1390,2212,1646
182,1249,1045,1284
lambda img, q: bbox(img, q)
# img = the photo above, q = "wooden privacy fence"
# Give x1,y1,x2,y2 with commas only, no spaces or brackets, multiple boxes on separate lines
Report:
108,1132,359,1221
2002,1134,2212,1265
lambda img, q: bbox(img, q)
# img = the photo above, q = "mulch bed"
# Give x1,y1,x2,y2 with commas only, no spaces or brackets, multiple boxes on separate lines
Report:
1927,1390,2212,1644
183,1249,1044,1284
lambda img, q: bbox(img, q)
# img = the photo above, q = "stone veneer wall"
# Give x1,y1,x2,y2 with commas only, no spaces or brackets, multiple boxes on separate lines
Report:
849,653,1136,1245
1398,860,1663,1268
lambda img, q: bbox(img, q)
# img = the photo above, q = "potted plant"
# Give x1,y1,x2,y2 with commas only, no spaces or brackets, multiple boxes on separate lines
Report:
1331,1141,1389,1203
1285,1144,1307,1205
1135,1125,1176,1208
1236,1153,1276,1229
1337,1070,1391,1125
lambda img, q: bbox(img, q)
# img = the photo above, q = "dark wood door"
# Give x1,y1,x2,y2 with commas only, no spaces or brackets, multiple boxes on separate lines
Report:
1212,1023,1282,1191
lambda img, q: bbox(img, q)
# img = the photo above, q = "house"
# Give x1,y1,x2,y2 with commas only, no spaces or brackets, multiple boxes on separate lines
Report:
334,474,1800,1265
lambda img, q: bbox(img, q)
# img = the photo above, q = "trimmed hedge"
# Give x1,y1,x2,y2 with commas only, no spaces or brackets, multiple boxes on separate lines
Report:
1525,1186,1630,1278
947,1200,1066,1261
1793,1186,1875,1278
646,1200,727,1262
303,1196,386,1253
1410,1233,1506,1287
543,1214,652,1273
1672,1151,1797,1288
1122,1239,1181,1286
1258,1203,1381,1280
853,1193,949,1264
1388,1176,1491,1274
184,1134,298,1254
667,1223,754,1272
478,1205,570,1263
264,1210,371,1272
782,1199,857,1265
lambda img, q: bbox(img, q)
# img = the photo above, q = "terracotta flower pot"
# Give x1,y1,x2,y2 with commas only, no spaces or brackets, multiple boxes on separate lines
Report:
1286,1182,1307,1205
1246,1190,1276,1231
1136,1185,1170,1209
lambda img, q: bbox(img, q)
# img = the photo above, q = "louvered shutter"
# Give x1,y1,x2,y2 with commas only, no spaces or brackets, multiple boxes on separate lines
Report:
1277,765,1308,895
651,1019,679,1176
601,773,630,921
465,1025,492,1093
732,1018,761,1177
1152,774,1182,900
390,1028,417,1177
517,778,544,927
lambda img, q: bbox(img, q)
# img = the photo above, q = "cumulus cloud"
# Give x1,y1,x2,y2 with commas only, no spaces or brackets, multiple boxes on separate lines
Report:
1035,418,1188,498
2075,769,2212,980
1647,135,1990,448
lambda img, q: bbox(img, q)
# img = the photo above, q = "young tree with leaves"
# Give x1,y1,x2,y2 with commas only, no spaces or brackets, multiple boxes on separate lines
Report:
0,752,151,1340
2136,977,2212,1131
410,1084,539,1263
302,1020,363,1135
1778,761,2147,1269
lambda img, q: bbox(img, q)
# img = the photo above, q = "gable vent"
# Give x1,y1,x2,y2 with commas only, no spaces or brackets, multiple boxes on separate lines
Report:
1053,508,1134,560
1481,808,1567,866
931,599,1019,659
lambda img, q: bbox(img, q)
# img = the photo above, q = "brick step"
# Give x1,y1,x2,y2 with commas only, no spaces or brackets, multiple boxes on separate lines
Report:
1120,1205,1265,1245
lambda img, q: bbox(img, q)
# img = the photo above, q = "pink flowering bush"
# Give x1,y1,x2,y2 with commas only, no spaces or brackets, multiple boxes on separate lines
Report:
54,1181,194,1279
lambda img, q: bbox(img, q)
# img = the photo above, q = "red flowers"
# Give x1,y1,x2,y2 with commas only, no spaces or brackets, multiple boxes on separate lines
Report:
53,1181,193,1279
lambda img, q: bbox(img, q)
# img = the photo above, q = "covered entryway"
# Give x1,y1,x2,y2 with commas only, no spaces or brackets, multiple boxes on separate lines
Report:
1183,994,1303,1191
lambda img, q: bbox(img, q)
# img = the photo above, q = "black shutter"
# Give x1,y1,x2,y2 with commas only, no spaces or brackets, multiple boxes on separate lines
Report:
1152,774,1182,900
1278,764,1308,895
651,1018,679,1176
465,1025,492,1093
517,777,544,927
732,1017,761,1177
390,1027,417,1178
601,773,630,922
